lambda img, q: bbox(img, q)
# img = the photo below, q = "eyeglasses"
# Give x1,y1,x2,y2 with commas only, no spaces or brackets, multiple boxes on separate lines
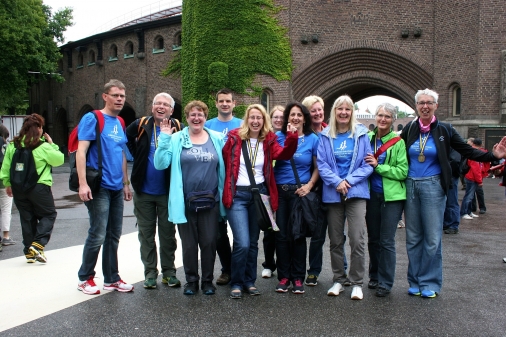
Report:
189,113,206,119
154,102,172,108
106,93,126,99
416,101,435,106
376,114,392,120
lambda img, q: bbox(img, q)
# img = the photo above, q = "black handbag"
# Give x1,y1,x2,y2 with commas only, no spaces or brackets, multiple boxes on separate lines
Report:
69,114,103,193
241,141,273,232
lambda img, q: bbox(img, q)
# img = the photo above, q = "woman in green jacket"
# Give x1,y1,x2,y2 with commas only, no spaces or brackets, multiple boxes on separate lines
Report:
0,114,64,263
364,103,408,297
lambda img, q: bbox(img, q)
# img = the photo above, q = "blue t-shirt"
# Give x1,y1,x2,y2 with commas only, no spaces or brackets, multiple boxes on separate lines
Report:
407,133,441,177
78,112,126,190
205,117,242,142
141,126,166,195
332,131,355,178
274,132,318,184
370,137,387,193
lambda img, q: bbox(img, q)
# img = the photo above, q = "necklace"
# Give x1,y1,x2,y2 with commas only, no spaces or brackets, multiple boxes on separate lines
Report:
247,139,260,176
418,132,429,162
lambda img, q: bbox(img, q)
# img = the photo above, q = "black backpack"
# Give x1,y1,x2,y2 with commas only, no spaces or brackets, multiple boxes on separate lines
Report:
460,158,470,176
10,146,47,192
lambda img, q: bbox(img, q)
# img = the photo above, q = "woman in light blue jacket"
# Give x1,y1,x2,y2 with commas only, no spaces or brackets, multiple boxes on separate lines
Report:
317,95,373,300
154,100,225,296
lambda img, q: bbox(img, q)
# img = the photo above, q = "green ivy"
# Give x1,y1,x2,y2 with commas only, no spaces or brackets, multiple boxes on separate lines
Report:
163,0,292,118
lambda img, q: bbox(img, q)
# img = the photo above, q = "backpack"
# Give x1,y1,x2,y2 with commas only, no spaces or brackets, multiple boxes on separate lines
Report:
68,110,125,192
460,158,470,175
136,116,181,141
10,145,47,192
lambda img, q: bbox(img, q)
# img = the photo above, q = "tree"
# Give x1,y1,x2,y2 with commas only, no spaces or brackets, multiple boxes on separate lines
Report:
164,0,292,117
0,0,73,113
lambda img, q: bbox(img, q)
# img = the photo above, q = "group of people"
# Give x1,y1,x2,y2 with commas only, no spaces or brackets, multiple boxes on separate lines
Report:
4,80,506,301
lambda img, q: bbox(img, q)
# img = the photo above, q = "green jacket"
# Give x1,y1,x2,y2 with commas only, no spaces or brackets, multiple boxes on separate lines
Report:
0,138,64,187
368,129,408,202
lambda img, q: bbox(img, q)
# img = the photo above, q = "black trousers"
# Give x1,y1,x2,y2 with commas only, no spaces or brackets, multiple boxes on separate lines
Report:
13,184,57,254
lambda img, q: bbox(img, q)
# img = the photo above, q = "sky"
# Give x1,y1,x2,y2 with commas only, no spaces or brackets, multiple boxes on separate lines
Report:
43,0,415,114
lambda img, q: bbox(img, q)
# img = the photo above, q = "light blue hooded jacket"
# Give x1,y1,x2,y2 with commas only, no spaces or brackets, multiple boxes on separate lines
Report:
154,126,226,224
317,123,373,203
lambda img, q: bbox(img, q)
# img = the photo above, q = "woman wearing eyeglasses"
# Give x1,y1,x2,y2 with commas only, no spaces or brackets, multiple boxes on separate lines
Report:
222,104,297,299
364,103,407,297
400,88,506,298
154,100,226,296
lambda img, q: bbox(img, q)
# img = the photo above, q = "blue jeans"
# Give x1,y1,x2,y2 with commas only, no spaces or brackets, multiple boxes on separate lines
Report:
460,178,478,216
444,176,460,229
78,188,124,283
366,192,404,290
226,186,265,289
405,176,446,293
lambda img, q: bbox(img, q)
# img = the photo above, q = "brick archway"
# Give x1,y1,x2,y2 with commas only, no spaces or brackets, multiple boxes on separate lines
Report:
292,40,433,112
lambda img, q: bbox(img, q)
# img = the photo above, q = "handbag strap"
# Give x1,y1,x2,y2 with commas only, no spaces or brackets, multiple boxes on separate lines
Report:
91,110,103,170
373,136,401,159
241,141,258,191
289,159,303,188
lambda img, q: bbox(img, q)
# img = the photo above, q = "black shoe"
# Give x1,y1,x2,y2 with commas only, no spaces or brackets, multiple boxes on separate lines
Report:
479,210,486,214
183,282,198,295
343,278,352,286
368,280,378,289
201,281,216,295
376,287,391,297
443,226,450,231
444,228,459,234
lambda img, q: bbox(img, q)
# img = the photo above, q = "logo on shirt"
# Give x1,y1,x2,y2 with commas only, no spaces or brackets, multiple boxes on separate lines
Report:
112,125,118,135
187,146,214,162
338,140,347,151
222,128,229,135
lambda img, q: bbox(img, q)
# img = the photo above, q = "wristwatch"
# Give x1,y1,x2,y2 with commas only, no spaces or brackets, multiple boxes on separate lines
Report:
123,180,130,186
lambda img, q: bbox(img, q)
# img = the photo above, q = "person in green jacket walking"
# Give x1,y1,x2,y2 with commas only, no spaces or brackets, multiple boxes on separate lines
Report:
364,103,408,297
0,114,64,263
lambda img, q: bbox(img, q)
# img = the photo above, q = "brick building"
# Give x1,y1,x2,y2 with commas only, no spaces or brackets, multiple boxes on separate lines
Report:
32,1,506,152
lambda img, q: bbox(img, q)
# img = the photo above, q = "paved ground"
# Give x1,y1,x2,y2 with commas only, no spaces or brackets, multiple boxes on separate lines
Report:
1,164,506,336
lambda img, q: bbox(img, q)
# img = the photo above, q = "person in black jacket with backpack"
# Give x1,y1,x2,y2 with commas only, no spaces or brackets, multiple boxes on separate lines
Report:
126,92,183,289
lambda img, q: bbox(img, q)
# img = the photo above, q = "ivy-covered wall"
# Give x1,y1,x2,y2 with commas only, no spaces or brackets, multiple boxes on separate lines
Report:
163,0,292,118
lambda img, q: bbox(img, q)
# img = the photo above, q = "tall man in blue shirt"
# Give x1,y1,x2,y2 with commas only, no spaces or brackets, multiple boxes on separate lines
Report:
204,88,242,285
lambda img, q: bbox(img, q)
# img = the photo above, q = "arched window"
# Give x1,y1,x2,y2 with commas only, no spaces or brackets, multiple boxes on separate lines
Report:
124,41,134,58
173,31,182,51
153,36,165,53
88,50,96,65
109,44,118,61
452,86,461,116
261,90,271,111
77,53,84,68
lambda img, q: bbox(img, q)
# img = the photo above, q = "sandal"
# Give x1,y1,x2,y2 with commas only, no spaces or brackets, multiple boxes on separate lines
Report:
230,288,242,299
245,286,261,296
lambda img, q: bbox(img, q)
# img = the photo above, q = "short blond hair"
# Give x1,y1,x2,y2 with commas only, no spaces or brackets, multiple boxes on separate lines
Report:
301,95,324,111
184,100,209,119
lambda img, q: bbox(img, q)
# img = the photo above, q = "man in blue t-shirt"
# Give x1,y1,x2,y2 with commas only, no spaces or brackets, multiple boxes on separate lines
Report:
126,92,183,289
204,88,242,285
76,79,134,295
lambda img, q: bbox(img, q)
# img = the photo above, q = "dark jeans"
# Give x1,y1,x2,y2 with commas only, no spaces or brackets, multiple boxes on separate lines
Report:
216,219,232,274
13,184,57,254
460,178,478,216
178,206,219,283
471,185,486,212
443,176,460,230
261,230,276,271
275,187,307,281
366,192,403,290
78,188,124,283
133,192,177,279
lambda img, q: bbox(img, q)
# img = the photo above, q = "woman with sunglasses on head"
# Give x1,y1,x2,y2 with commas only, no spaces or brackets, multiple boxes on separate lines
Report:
222,104,297,299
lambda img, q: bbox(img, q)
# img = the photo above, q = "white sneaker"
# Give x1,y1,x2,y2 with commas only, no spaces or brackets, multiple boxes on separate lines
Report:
397,220,405,228
327,282,344,296
462,214,473,220
470,213,479,218
261,268,273,278
103,280,134,292
503,257,506,263
77,277,100,295
351,286,363,300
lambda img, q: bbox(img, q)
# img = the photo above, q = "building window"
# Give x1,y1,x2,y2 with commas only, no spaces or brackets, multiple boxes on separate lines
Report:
124,41,134,58
261,91,270,111
153,36,165,53
452,86,461,116
77,53,84,69
109,44,118,61
88,50,96,66
173,32,182,51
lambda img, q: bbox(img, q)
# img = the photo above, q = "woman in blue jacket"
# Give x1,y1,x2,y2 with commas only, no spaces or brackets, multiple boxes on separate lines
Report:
317,95,373,300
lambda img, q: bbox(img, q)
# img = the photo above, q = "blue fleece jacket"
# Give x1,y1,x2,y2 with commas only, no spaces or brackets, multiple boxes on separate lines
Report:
154,127,226,224
317,123,373,203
